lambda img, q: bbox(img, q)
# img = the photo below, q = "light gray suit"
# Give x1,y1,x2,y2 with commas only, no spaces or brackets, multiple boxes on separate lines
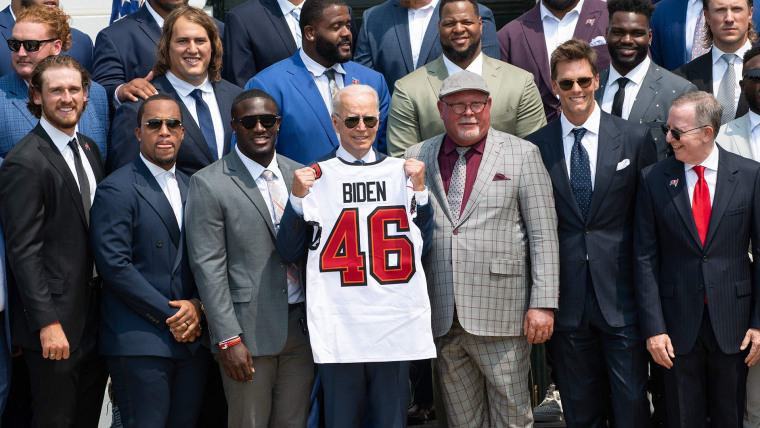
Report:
185,150,314,427
405,128,559,427
596,62,697,160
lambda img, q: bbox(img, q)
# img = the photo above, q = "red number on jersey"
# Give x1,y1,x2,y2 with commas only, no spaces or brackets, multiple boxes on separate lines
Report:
319,208,366,286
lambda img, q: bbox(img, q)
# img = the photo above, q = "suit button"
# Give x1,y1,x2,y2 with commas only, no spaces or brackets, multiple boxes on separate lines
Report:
453,230,458,235
702,256,708,262
171,274,175,280
584,228,590,235
580,259,586,264
280,262,285,267
156,241,163,248
282,288,287,294
698,284,704,290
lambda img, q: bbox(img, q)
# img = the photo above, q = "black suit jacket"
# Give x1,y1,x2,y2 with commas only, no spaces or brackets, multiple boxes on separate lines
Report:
0,125,105,351
107,74,242,176
674,50,749,120
526,112,658,330
635,146,760,354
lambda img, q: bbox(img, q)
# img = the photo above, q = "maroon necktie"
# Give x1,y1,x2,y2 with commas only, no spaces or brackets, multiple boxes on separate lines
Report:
692,165,711,245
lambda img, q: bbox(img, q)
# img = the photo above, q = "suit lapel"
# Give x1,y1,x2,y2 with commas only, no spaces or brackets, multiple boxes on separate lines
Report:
520,7,552,94
543,121,585,221
418,3,441,67
212,80,233,155
482,57,504,103
277,154,296,193
226,151,277,239
458,128,501,225
287,55,340,149
132,159,181,246
261,0,298,54
726,115,753,158
704,148,738,249
77,134,105,183
664,162,703,248
392,0,414,73
421,135,453,225
628,64,663,121
136,6,162,46
573,0,602,43
689,52,714,93
594,69,609,104
586,114,622,222
425,57,448,99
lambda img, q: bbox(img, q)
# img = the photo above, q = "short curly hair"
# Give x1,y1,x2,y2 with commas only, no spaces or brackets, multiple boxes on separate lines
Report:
15,5,71,52
27,55,90,119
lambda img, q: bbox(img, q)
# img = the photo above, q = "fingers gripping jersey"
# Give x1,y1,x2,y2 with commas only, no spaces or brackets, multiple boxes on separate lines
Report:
302,157,436,363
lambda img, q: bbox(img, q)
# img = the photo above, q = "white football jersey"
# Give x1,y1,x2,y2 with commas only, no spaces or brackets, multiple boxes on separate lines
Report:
302,156,436,363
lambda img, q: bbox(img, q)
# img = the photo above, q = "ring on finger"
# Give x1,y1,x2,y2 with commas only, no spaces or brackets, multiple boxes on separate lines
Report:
184,321,190,328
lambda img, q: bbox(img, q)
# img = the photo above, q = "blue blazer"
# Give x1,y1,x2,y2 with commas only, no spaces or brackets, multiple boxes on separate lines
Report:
246,52,390,165
354,0,500,93
108,74,242,176
0,72,109,159
91,158,201,358
0,6,93,76
92,5,225,101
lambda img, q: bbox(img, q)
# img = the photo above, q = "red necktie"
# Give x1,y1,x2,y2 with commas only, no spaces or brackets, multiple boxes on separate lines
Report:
692,165,711,246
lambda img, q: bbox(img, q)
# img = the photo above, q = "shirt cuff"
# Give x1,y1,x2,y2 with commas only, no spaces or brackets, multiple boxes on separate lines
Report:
414,188,428,206
113,84,123,106
289,192,307,216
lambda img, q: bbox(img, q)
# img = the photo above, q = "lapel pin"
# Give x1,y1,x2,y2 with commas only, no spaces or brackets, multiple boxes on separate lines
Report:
669,179,678,187
352,78,360,85
586,18,595,26
84,143,90,151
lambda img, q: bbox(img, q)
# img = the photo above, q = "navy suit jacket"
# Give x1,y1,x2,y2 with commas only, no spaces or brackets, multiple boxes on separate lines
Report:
246,52,391,164
0,6,93,76
91,158,202,358
0,158,9,356
0,72,110,159
92,5,224,102
108,74,241,176
353,0,500,93
222,0,358,87
498,0,611,123
636,146,760,354
526,112,658,330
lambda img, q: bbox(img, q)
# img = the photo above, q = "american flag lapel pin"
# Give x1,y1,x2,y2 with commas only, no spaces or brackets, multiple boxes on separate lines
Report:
669,179,678,187
586,18,595,26
352,78,360,85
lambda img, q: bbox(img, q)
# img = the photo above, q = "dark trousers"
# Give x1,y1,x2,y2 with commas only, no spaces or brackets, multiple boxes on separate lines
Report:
409,359,433,404
663,307,748,428
547,283,650,428
320,360,410,428
0,313,10,418
107,347,211,428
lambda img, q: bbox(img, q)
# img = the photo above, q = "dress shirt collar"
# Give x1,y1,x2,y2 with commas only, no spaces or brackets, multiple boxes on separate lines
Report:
144,1,165,28
442,133,486,156
560,101,601,138
40,116,79,153
711,40,752,65
139,153,177,177
442,52,483,77
165,71,213,97
299,48,346,78
539,0,584,22
750,110,760,134
684,142,720,172
408,0,438,12
235,145,281,180
337,145,377,163
277,0,304,15
9,6,15,21
609,56,650,87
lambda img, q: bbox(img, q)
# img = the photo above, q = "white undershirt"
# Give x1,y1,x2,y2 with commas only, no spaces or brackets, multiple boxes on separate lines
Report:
442,52,484,77
684,143,718,205
408,0,439,68
140,154,182,228
40,118,97,202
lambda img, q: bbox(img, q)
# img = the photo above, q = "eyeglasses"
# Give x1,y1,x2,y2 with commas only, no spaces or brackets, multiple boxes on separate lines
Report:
334,114,379,129
556,77,595,91
661,123,707,140
232,114,280,129
144,118,183,131
7,38,56,53
442,100,488,115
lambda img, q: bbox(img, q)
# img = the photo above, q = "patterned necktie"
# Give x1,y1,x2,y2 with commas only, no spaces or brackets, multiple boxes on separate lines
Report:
448,146,470,220
68,138,91,225
190,89,219,161
292,7,302,48
691,10,709,60
692,165,711,245
717,54,737,124
324,69,339,98
570,128,593,220
611,77,630,118
261,169,300,292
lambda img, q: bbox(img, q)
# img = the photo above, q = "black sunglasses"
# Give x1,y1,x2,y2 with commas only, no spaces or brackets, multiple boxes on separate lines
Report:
661,123,707,140
334,114,378,129
232,114,280,129
144,118,183,131
7,38,56,52
556,77,594,91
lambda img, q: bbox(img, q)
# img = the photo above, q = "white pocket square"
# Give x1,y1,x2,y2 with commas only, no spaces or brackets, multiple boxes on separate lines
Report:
589,36,607,47
616,159,630,171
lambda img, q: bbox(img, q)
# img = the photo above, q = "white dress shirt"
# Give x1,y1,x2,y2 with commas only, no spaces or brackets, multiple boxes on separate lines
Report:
40,118,97,202
144,0,166,28
277,0,304,49
540,0,583,62
408,0,439,68
300,49,346,114
165,71,226,160
140,154,183,228
685,143,718,205
684,0,703,56
442,52,484,77
711,41,751,112
560,102,602,189
235,146,304,304
601,57,651,120
749,111,760,162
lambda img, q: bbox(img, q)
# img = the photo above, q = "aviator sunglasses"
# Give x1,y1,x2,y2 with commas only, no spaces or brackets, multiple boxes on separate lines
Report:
334,114,379,129
7,38,56,52
556,77,595,91
144,118,183,131
232,114,280,129
661,123,707,140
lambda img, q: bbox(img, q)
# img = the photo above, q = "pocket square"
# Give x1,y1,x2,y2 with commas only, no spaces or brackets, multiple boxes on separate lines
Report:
589,36,606,47
616,159,630,171
493,173,510,181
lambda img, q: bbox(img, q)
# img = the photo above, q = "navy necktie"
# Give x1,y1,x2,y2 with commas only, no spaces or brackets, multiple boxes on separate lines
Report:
190,89,218,160
570,127,593,220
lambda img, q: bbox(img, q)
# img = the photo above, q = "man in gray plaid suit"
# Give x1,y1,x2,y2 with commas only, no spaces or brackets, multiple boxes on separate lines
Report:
405,71,560,427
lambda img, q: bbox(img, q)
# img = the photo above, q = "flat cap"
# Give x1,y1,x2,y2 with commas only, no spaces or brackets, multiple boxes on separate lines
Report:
438,71,490,99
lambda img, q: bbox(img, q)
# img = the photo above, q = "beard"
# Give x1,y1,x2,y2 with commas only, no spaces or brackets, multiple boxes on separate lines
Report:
42,100,87,131
542,0,578,11
315,33,352,64
441,35,481,63
608,42,649,71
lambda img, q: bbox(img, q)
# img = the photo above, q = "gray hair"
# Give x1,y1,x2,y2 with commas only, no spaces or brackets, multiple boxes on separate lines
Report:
671,91,722,138
332,84,379,115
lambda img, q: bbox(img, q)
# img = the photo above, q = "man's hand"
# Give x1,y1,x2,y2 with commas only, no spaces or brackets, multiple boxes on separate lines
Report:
40,323,69,360
404,158,426,191
741,328,760,366
523,308,554,344
116,71,157,102
167,299,202,341
221,343,255,383
647,333,675,368
292,167,317,198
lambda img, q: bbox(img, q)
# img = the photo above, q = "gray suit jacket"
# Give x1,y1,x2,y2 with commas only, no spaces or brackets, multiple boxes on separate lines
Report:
716,114,756,160
405,128,559,337
595,62,697,160
185,151,304,355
